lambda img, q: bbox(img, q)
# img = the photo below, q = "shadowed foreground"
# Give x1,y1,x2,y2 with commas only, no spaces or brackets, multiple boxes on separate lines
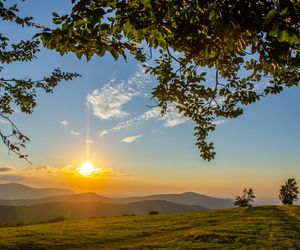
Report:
0,206,299,249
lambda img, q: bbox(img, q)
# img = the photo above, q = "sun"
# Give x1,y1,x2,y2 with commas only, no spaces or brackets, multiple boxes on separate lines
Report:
78,162,95,176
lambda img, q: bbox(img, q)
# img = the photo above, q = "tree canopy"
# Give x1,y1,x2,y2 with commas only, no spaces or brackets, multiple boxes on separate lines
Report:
1,1,299,161
234,188,255,207
279,178,299,205
39,0,300,160
0,1,79,161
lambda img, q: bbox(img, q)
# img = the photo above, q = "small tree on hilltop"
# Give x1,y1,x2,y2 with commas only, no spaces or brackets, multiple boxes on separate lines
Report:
279,178,299,205
234,188,256,207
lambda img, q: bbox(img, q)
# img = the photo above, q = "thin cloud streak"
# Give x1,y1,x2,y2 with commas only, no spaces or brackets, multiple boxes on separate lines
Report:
213,119,229,125
90,67,227,138
0,174,24,181
99,104,188,137
120,135,142,144
87,66,152,120
85,139,94,144
61,120,70,126
0,165,115,181
0,167,12,172
70,130,80,136
0,119,8,124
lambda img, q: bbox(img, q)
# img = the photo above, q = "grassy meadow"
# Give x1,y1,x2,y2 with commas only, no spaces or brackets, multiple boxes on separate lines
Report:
0,206,299,249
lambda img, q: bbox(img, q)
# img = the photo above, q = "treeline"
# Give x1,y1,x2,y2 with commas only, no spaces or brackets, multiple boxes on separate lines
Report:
234,178,299,207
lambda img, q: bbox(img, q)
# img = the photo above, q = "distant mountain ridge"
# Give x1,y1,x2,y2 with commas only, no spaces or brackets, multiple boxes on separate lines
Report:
121,192,234,209
0,183,234,209
0,183,74,200
0,190,234,209
0,183,238,224
0,192,119,206
0,200,207,225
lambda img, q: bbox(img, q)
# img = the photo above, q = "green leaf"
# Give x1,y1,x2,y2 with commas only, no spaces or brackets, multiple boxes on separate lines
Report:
141,0,151,8
269,21,280,36
110,50,119,60
52,12,59,17
264,9,277,24
278,30,289,42
280,7,289,16
53,18,62,25
209,11,217,22
75,19,86,27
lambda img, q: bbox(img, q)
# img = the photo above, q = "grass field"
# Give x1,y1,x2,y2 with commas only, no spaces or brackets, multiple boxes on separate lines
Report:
0,206,299,249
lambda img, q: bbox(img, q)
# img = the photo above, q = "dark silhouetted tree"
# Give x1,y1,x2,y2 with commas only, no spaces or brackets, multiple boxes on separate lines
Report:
279,178,299,205
234,188,255,207
0,2,79,162
38,0,300,161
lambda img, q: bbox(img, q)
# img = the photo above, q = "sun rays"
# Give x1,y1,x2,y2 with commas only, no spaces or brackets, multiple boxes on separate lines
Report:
78,162,96,176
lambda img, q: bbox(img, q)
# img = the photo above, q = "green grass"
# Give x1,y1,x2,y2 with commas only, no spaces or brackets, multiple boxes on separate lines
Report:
0,206,299,249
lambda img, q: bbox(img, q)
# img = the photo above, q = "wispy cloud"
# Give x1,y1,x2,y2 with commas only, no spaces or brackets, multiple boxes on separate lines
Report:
91,67,229,139
99,104,188,136
161,105,188,128
0,165,115,183
61,120,70,126
0,167,12,172
70,130,80,136
87,66,152,120
85,139,94,144
213,119,229,126
120,135,142,144
142,105,188,128
0,174,24,181
99,116,145,136
0,119,8,125
164,116,187,127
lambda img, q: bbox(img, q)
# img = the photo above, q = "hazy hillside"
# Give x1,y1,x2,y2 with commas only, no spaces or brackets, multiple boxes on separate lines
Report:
0,184,234,209
0,200,207,224
0,192,119,206
121,192,234,209
0,206,299,249
0,183,73,200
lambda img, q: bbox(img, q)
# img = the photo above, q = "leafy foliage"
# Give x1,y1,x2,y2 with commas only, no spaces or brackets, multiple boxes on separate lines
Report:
279,178,299,205
234,188,255,207
39,0,300,160
0,1,80,162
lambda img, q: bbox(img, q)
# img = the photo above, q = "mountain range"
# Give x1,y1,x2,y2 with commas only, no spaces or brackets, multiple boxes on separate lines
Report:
0,183,73,200
0,183,235,225
120,192,234,209
0,200,207,224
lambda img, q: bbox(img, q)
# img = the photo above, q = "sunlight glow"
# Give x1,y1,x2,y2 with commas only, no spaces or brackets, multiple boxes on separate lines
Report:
78,162,95,176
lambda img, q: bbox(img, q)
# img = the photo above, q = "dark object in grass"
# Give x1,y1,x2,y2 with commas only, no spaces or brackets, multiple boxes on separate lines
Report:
47,216,68,223
149,211,159,215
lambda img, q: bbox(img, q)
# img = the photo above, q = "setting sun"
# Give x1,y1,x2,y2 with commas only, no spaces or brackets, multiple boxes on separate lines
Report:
78,162,95,176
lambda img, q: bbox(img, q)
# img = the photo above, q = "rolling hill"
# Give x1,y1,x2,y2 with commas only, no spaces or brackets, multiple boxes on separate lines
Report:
0,183,73,200
0,192,119,206
0,183,234,209
0,183,237,225
0,206,299,249
121,192,234,209
0,200,207,224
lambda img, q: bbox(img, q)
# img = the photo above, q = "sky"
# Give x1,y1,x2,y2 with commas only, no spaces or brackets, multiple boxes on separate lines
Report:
0,1,299,203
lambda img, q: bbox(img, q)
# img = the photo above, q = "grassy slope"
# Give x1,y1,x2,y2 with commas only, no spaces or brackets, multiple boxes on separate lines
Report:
0,206,299,249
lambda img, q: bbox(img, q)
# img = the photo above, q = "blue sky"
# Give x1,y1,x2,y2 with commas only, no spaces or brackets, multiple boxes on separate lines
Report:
0,1,299,202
